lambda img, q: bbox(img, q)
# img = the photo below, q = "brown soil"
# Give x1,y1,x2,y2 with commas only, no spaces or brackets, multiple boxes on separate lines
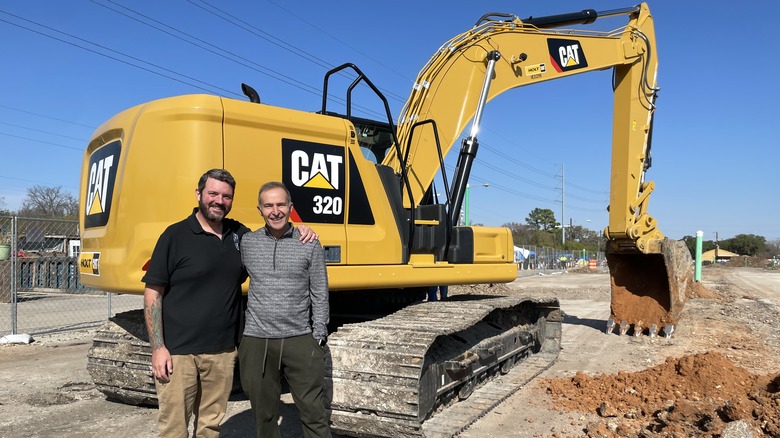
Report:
3,267,779,437
461,267,780,438
608,255,676,327
544,351,780,437
726,256,773,269
686,279,720,299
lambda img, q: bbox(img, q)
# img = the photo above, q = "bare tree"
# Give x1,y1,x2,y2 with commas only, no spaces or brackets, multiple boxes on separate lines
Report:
18,185,79,219
0,196,9,215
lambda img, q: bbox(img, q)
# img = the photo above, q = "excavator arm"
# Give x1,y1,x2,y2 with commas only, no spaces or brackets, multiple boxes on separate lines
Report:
386,4,657,236
383,3,691,336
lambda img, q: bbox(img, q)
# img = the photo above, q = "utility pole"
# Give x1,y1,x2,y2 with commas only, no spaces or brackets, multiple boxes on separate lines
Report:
569,218,573,242
714,232,719,263
561,164,565,246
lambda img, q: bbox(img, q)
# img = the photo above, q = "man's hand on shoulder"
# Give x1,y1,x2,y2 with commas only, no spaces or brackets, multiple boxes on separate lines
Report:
297,224,318,243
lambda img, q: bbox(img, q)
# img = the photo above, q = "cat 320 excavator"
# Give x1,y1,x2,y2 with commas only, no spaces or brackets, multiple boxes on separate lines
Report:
78,3,692,436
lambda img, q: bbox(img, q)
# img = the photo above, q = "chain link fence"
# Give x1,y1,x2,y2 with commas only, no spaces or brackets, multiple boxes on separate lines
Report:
0,215,141,336
514,243,606,272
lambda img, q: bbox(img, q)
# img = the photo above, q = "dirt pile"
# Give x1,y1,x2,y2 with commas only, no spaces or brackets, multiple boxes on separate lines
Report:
726,256,773,269
544,351,780,437
686,278,720,299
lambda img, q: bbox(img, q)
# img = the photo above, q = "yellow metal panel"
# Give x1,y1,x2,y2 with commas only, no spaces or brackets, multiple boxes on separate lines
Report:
472,226,513,263
79,95,226,293
327,263,517,291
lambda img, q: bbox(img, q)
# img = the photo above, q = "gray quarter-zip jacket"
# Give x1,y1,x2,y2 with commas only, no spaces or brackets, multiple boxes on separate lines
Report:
241,225,329,341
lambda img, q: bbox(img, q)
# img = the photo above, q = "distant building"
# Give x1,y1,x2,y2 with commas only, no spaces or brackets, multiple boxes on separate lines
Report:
700,248,739,264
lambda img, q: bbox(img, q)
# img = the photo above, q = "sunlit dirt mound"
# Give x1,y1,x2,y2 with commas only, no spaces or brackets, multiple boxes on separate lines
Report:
544,352,780,437
723,256,773,268
568,266,603,274
686,278,720,299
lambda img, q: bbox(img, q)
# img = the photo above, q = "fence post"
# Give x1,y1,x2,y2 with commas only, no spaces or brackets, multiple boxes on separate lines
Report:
107,292,113,320
11,216,17,335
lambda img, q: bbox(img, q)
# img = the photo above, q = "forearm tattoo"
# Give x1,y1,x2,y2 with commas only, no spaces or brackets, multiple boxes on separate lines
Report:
145,295,164,351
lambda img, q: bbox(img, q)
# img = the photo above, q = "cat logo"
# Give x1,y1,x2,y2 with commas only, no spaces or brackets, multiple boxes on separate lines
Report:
282,139,345,224
290,150,343,190
84,140,121,228
78,252,100,276
547,38,588,73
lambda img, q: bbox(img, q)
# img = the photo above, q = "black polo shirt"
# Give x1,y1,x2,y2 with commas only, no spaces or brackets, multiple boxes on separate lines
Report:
142,209,249,355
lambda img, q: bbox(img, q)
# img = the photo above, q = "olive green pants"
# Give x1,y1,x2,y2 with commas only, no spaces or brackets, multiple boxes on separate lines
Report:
239,334,331,438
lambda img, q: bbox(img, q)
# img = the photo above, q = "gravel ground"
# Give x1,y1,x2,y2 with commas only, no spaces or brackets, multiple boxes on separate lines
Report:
1,266,778,437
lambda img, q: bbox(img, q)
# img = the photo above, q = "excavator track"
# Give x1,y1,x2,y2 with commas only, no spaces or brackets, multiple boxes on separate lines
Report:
86,310,157,406
327,295,562,437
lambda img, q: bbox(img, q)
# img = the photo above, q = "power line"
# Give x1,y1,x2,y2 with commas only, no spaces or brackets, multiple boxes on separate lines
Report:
0,105,96,129
477,160,559,193
0,11,243,98
0,175,79,191
262,0,411,104
0,121,87,142
91,0,387,118
479,142,558,179
92,0,320,95
185,0,334,70
0,132,82,151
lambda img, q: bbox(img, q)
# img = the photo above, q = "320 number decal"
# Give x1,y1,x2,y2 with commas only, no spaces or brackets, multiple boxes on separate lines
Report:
312,195,343,215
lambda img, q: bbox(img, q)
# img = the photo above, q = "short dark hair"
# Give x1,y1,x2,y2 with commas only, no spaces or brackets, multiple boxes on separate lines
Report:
198,169,236,193
258,181,291,205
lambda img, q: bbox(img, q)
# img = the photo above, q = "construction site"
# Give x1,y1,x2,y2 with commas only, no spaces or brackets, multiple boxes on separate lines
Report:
1,263,778,437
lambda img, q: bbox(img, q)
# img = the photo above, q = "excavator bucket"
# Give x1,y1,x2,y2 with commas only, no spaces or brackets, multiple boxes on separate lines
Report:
606,238,693,337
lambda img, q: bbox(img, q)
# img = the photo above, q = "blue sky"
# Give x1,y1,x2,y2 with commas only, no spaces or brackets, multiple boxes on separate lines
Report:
1,1,778,242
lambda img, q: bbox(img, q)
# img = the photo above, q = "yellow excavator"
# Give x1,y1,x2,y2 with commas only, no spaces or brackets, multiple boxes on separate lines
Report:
78,3,691,436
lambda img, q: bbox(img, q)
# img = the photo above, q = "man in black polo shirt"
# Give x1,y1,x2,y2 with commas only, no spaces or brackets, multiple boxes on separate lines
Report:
142,169,316,437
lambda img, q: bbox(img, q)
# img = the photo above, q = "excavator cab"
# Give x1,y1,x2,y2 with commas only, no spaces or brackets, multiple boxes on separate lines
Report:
355,122,394,164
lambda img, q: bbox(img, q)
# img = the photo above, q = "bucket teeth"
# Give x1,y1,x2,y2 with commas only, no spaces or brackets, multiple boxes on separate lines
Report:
663,323,675,339
607,320,671,337
606,318,616,335
649,324,658,338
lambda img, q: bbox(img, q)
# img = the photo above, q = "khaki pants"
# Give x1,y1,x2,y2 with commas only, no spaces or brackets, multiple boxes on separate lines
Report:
154,348,237,438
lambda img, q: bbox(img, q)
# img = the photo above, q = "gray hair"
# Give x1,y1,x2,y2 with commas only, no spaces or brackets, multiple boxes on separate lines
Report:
258,181,291,205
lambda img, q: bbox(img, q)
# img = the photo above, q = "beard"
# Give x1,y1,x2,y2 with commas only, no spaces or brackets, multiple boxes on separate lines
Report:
198,199,229,222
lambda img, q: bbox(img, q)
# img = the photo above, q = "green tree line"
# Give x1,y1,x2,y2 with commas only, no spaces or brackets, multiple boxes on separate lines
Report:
505,208,779,258
502,208,603,252
680,234,779,258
